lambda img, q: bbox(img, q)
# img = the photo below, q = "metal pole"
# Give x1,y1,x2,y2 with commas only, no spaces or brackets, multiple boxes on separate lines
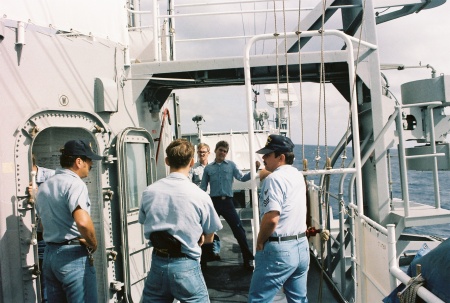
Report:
395,106,410,217
427,106,441,209
153,0,159,61
338,194,346,295
349,206,357,301
244,36,261,251
168,0,175,61
387,224,398,291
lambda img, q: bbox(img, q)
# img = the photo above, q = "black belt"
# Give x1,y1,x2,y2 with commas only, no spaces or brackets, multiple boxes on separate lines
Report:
153,249,187,258
268,232,306,242
48,239,81,246
212,196,230,200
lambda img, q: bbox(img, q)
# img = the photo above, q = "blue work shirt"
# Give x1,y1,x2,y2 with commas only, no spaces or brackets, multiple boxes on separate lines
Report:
139,172,223,260
36,165,55,185
36,168,92,243
35,166,55,233
200,160,251,197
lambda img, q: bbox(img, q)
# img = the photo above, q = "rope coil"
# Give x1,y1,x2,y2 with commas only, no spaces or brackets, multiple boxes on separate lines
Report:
398,274,426,303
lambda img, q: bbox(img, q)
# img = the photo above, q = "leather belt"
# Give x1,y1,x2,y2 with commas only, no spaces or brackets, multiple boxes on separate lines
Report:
154,249,187,258
267,232,306,242
48,239,81,246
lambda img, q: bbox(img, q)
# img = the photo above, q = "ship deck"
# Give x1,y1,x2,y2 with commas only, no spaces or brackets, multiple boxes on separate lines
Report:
203,218,343,303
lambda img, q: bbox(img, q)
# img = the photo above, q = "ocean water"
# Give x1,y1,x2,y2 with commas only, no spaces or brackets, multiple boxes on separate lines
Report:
292,145,450,238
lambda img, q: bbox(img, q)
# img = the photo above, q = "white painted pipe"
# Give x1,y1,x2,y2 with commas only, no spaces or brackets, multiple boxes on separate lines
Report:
16,21,25,45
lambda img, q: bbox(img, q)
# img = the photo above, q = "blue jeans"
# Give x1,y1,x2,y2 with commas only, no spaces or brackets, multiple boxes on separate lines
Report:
211,197,253,260
248,237,310,303
43,244,98,303
142,253,209,303
38,240,47,302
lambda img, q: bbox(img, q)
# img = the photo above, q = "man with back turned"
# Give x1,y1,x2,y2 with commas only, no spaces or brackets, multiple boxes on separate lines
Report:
139,139,223,302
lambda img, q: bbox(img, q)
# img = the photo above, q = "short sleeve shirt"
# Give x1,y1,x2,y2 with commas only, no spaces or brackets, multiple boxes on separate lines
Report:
35,166,56,232
36,168,91,243
36,166,55,186
259,165,307,237
139,172,223,259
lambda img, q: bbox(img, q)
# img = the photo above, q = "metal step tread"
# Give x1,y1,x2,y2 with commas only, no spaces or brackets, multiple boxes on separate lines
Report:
391,200,450,227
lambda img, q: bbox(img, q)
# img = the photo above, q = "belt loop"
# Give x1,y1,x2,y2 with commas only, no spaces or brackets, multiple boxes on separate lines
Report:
278,237,280,244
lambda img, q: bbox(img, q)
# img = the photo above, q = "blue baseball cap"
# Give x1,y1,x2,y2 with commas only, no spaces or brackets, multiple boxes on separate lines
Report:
256,134,295,154
63,139,103,160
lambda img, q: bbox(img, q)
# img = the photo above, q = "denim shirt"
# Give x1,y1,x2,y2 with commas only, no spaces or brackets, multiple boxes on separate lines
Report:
200,160,251,197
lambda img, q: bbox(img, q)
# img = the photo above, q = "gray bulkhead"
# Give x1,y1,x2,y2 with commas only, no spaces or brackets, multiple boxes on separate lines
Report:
0,11,167,302
3,0,450,302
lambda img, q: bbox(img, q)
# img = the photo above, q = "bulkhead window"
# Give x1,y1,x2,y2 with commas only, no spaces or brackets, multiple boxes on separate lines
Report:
126,143,148,210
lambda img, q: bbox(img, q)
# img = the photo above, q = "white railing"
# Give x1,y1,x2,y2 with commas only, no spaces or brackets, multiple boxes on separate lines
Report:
343,102,446,218
243,28,377,258
396,102,444,216
126,0,365,62
387,224,444,303
338,212,445,302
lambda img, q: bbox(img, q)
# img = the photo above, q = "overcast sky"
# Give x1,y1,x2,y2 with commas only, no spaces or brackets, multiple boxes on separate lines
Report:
166,1,450,145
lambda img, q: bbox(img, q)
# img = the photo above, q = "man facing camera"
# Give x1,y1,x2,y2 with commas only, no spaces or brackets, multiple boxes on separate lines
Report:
200,140,257,271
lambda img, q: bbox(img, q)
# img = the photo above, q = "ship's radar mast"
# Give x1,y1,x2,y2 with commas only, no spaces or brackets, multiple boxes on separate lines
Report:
192,114,205,135
263,83,299,130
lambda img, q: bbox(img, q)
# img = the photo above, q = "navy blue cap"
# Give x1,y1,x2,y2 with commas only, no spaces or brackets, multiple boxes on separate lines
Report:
256,135,295,154
63,139,102,160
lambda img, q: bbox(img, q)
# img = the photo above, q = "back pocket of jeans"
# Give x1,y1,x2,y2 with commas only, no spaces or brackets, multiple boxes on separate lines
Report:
173,267,207,298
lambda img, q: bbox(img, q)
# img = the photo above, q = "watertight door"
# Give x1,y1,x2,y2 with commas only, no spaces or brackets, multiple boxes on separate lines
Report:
116,127,156,303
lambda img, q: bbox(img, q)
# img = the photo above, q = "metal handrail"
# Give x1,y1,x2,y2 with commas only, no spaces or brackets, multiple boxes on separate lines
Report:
344,102,445,216
243,28,376,257
395,101,443,216
126,1,365,60
346,108,399,206
387,225,444,303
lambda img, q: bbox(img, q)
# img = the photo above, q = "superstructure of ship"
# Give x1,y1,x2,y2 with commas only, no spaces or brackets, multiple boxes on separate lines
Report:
1,1,450,302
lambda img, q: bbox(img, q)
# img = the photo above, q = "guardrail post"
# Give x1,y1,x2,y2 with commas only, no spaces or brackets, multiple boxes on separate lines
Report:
387,224,398,291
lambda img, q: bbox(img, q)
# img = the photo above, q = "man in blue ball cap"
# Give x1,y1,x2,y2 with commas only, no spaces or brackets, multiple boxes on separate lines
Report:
36,139,102,303
248,134,310,303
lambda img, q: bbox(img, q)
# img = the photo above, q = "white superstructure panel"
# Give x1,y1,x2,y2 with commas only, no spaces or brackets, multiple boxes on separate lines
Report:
0,0,128,44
